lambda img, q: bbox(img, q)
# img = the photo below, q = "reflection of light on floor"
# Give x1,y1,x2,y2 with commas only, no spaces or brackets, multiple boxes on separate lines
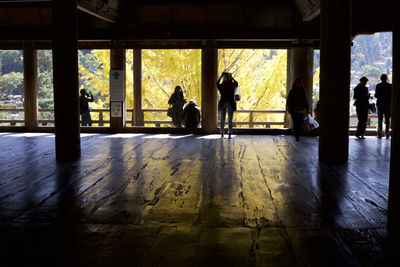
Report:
0,132,10,136
80,133,101,138
196,134,230,139
103,134,144,138
9,133,53,138
143,134,193,139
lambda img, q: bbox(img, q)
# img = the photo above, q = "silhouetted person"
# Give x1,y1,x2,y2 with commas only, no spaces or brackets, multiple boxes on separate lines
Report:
286,78,309,141
168,85,186,127
375,74,392,138
79,89,94,126
217,71,239,139
353,76,370,139
183,99,201,128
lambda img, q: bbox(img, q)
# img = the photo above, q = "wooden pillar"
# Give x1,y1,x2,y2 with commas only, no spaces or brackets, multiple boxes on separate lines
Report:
23,48,38,131
387,0,400,257
287,47,314,110
52,0,80,160
318,0,351,162
133,49,144,126
110,48,126,132
201,41,218,133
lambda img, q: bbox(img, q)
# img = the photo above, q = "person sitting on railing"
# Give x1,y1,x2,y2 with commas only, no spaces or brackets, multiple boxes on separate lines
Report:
217,71,239,139
168,85,186,127
79,89,94,126
286,78,309,141
183,99,201,128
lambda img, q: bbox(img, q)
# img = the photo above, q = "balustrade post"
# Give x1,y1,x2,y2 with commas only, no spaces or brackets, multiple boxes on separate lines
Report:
201,40,218,133
134,49,144,126
99,111,104,126
23,47,38,131
110,47,126,132
249,112,254,128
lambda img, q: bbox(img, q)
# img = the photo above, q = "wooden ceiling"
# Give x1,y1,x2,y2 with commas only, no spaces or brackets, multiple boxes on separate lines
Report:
0,0,393,46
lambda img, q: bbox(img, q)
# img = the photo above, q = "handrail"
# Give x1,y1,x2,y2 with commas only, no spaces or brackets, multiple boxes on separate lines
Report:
0,108,383,130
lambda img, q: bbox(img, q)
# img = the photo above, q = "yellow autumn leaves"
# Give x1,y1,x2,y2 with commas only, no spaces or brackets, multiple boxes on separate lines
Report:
78,49,289,127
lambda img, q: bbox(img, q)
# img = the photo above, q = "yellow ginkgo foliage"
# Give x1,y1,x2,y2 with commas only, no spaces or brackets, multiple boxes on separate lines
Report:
79,48,288,127
218,49,287,127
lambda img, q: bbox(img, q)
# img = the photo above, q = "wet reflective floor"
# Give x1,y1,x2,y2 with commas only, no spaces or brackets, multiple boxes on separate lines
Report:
0,133,390,266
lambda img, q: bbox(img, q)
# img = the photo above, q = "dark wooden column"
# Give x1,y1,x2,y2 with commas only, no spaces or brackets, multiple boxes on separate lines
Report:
201,41,218,133
52,0,80,160
287,47,314,110
23,48,38,131
318,0,351,162
110,48,126,132
133,49,144,126
387,0,400,257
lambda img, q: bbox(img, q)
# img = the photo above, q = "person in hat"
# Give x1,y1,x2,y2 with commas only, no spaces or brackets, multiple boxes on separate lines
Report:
353,76,370,139
375,74,392,138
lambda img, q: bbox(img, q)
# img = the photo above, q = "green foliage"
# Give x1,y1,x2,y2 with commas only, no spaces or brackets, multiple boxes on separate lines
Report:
361,65,381,79
37,50,54,109
0,72,24,95
351,32,392,84
0,50,23,74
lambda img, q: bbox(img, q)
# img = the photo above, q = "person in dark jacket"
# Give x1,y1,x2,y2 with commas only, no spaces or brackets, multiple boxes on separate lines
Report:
183,99,201,128
168,85,186,127
79,89,94,126
353,76,370,139
375,74,392,138
286,78,309,141
217,72,239,139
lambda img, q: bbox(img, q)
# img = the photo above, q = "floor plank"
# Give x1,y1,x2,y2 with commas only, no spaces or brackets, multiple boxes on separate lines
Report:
0,133,391,266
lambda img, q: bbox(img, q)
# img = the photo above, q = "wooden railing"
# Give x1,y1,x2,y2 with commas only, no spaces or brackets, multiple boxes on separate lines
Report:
128,108,287,128
349,114,378,129
0,108,382,130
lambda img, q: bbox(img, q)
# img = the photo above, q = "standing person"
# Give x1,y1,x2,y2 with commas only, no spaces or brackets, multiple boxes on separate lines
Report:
217,72,239,139
79,89,94,126
375,74,392,138
168,85,186,127
286,78,309,141
353,76,370,139
183,99,201,128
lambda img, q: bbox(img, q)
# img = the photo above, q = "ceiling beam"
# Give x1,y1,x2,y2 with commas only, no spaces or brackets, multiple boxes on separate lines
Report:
77,0,119,23
294,0,320,22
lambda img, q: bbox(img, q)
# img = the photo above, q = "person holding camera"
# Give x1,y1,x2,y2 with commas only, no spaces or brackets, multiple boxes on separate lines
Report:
217,71,239,139
79,89,94,126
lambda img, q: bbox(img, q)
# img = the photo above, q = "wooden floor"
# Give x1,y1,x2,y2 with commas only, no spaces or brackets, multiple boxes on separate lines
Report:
0,133,391,266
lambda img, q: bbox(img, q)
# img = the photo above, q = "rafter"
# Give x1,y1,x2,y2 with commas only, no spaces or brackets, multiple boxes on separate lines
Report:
77,0,119,23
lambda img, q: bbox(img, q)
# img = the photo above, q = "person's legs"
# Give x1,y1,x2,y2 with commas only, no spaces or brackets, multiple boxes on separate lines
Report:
88,113,92,126
220,106,227,138
356,108,367,138
291,112,304,141
385,107,391,138
377,108,383,138
359,109,368,137
227,104,234,138
81,113,89,126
